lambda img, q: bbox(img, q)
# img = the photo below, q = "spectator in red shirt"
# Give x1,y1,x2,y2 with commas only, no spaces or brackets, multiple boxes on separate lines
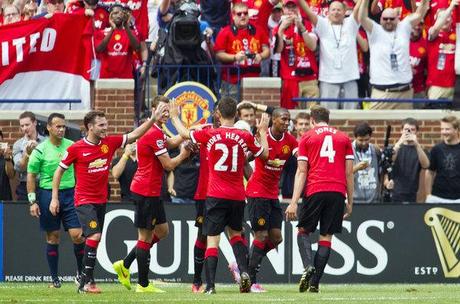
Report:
96,4,140,79
426,0,458,106
409,22,428,103
274,0,319,109
214,2,270,100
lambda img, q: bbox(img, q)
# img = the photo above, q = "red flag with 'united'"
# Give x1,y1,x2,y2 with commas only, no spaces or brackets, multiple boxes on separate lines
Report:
0,14,92,110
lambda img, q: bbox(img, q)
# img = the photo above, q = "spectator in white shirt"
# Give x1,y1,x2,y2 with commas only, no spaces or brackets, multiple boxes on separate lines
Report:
358,0,429,109
298,0,361,109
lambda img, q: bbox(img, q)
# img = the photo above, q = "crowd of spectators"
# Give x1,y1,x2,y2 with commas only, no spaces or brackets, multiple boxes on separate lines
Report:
2,0,459,109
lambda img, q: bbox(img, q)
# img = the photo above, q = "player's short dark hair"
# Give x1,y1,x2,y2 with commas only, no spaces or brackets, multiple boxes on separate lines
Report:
152,95,170,108
401,117,419,130
354,122,373,137
272,107,289,119
84,110,105,130
441,115,459,130
47,113,65,125
310,105,329,124
295,112,310,122
237,102,255,116
19,111,36,122
218,97,237,119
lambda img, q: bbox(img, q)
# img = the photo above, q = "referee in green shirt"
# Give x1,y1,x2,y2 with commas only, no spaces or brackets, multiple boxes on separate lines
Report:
27,113,85,288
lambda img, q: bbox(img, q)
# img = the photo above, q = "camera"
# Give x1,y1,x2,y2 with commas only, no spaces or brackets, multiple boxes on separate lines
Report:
380,125,393,202
245,50,256,59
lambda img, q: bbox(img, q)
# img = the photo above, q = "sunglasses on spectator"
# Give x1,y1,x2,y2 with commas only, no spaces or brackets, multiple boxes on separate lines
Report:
235,11,248,17
382,17,396,21
4,12,19,18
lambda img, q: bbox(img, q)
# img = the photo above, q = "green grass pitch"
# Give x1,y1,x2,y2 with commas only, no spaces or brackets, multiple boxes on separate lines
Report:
1,283,460,303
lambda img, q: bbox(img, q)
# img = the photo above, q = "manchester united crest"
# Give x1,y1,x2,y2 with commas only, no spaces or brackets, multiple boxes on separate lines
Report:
282,145,291,154
164,81,217,136
101,144,109,154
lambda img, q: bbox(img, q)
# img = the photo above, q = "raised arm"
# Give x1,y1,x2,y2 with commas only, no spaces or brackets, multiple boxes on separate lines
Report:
359,0,374,33
256,113,270,160
169,105,192,139
370,0,381,15
126,103,168,143
297,0,318,26
297,18,317,51
357,30,369,52
353,0,363,22
408,0,429,26
428,0,458,40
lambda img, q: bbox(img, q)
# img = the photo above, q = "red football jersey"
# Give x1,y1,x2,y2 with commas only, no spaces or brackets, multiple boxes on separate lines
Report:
60,135,127,206
95,28,139,79
357,29,368,75
193,124,213,201
190,126,264,201
274,22,318,81
214,24,269,84
130,124,168,197
246,129,298,199
298,126,353,197
410,37,427,93
427,29,456,88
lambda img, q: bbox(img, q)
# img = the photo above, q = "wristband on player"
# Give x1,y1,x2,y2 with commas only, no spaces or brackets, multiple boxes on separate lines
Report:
28,192,36,204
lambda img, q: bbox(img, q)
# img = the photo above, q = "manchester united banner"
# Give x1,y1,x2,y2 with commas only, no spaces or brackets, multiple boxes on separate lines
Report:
0,14,92,110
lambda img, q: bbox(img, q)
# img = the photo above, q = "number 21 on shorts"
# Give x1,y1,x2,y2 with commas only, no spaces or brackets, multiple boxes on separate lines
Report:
320,135,336,163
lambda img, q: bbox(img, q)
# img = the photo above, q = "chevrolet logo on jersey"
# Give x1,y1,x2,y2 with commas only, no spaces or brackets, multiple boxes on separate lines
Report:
424,208,460,278
88,158,107,169
267,159,286,168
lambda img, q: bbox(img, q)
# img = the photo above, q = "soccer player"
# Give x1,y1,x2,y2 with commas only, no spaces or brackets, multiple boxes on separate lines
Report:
285,105,354,293
245,108,298,292
27,113,85,288
112,96,190,293
51,106,167,294
170,97,269,294
188,112,221,293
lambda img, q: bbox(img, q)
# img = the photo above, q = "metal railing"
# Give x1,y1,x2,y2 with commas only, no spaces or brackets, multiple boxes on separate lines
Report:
0,99,81,110
293,97,452,108
136,64,241,122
